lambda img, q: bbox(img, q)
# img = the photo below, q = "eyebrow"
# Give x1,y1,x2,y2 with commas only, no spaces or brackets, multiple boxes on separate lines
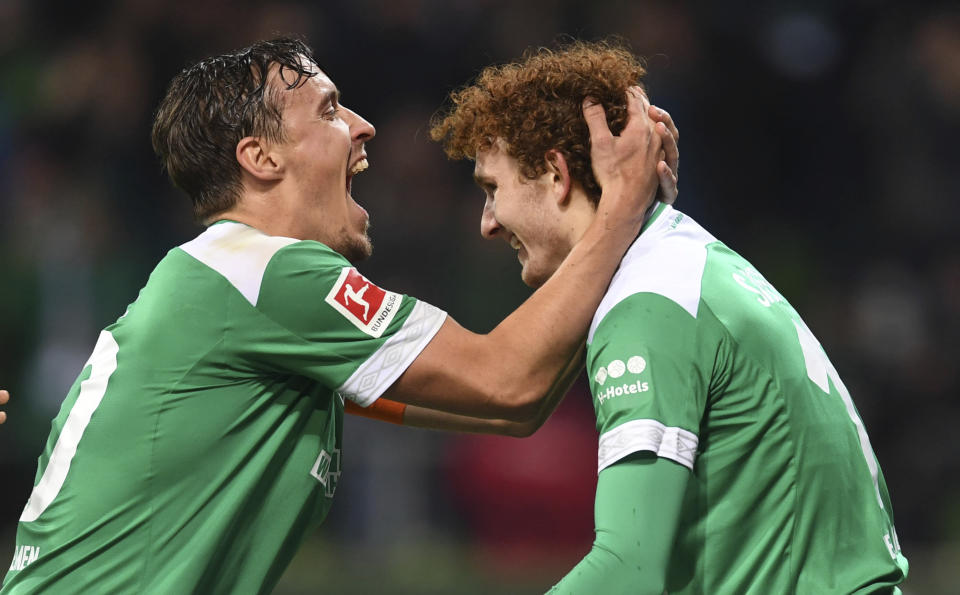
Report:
473,172,495,189
317,88,341,112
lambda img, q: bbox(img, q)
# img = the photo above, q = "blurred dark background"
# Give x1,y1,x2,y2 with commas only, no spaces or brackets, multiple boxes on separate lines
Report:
1,1,957,593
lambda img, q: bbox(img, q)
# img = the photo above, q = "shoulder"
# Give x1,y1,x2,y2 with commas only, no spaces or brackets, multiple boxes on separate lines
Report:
178,221,348,306
588,205,717,342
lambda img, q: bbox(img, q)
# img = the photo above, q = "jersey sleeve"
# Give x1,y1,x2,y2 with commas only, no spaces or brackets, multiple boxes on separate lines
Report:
548,455,688,594
246,241,446,406
587,292,718,472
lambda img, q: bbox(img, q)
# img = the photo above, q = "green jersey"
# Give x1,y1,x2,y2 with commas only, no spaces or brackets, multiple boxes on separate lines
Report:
586,204,908,593
3,221,446,594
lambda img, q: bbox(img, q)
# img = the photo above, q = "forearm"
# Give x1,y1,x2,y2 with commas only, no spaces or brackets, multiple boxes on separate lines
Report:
385,197,655,422
547,455,688,595
402,344,586,436
479,214,645,405
346,398,524,435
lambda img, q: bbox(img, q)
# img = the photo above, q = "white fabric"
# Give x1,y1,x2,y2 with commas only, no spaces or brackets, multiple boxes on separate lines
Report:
589,205,715,343
337,300,447,407
181,222,298,306
597,418,699,473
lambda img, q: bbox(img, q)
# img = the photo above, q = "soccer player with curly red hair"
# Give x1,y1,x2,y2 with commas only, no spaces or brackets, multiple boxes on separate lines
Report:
431,40,908,594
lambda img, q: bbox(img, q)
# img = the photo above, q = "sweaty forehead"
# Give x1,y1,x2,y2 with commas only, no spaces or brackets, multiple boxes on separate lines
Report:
265,53,327,88
272,64,336,110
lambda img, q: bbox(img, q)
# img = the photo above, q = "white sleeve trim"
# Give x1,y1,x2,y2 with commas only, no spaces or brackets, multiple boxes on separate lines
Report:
337,300,447,407
597,419,699,473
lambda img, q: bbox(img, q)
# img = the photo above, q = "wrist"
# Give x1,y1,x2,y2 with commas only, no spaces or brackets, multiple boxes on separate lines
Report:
598,185,657,230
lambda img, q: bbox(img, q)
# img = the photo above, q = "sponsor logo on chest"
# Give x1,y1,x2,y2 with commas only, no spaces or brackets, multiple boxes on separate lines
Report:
593,355,650,405
325,268,401,338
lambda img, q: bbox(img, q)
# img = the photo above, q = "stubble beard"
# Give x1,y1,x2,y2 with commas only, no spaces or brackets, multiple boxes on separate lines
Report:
334,225,373,264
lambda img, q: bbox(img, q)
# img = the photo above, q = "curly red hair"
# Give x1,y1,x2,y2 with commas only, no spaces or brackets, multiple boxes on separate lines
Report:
429,40,647,203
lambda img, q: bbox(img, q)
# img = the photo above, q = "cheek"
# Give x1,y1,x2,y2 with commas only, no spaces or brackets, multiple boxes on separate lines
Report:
303,130,350,168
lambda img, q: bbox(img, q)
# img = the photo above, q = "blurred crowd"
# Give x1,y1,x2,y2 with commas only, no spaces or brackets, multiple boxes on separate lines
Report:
1,1,957,592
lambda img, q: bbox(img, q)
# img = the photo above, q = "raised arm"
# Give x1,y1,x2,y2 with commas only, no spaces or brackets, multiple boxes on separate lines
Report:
383,88,663,422
398,343,585,437
349,101,679,433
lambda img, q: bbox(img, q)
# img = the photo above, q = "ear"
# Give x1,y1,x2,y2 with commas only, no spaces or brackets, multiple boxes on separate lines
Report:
544,150,572,206
236,136,283,182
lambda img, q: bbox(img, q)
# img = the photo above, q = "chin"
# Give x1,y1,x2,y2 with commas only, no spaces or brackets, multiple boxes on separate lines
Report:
331,232,373,264
520,268,548,289
345,237,373,264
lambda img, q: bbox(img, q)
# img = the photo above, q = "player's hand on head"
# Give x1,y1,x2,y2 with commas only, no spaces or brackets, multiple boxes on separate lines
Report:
649,103,679,205
583,86,664,227
0,389,9,424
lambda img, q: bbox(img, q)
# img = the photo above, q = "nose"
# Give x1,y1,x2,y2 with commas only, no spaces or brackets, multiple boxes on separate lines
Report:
480,197,500,239
344,107,376,142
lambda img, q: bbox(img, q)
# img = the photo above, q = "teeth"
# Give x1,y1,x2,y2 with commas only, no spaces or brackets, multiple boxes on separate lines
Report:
349,158,369,176
509,236,521,250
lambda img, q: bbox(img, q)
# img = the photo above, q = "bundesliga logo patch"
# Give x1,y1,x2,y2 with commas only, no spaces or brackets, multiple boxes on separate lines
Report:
325,268,401,338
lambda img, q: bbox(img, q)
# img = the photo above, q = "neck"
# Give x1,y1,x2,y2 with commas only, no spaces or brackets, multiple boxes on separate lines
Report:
574,195,662,246
208,188,307,240
565,187,603,246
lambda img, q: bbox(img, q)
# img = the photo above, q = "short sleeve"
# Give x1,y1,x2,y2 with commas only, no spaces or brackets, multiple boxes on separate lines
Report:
246,241,446,406
587,292,714,472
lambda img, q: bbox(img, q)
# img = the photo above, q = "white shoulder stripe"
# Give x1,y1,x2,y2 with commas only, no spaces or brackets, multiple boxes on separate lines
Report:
338,300,447,407
598,418,699,473
180,222,298,306
588,206,714,342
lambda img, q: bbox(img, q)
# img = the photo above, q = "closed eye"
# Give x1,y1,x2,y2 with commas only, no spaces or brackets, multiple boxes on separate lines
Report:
318,88,342,120
474,175,496,197
323,104,340,120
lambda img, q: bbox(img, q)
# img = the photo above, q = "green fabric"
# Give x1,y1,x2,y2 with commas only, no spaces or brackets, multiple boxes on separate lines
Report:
579,205,908,593
3,222,445,594
547,455,688,595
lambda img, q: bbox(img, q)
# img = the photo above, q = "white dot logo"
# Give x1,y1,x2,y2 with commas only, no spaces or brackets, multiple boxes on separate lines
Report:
627,355,646,374
595,368,608,385
607,359,626,378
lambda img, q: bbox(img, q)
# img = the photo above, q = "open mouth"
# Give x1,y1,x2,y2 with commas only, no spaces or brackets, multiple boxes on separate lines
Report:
508,235,527,263
346,157,369,195
350,158,369,176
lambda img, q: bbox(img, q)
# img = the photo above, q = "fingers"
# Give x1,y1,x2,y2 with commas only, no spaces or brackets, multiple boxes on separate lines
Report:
0,389,7,425
655,161,678,205
584,88,657,144
656,121,679,177
649,105,679,178
648,104,678,145
622,86,652,135
582,96,613,146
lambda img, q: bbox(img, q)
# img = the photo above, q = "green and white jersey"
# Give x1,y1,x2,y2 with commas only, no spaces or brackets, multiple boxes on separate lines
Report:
3,221,446,594
586,204,908,593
